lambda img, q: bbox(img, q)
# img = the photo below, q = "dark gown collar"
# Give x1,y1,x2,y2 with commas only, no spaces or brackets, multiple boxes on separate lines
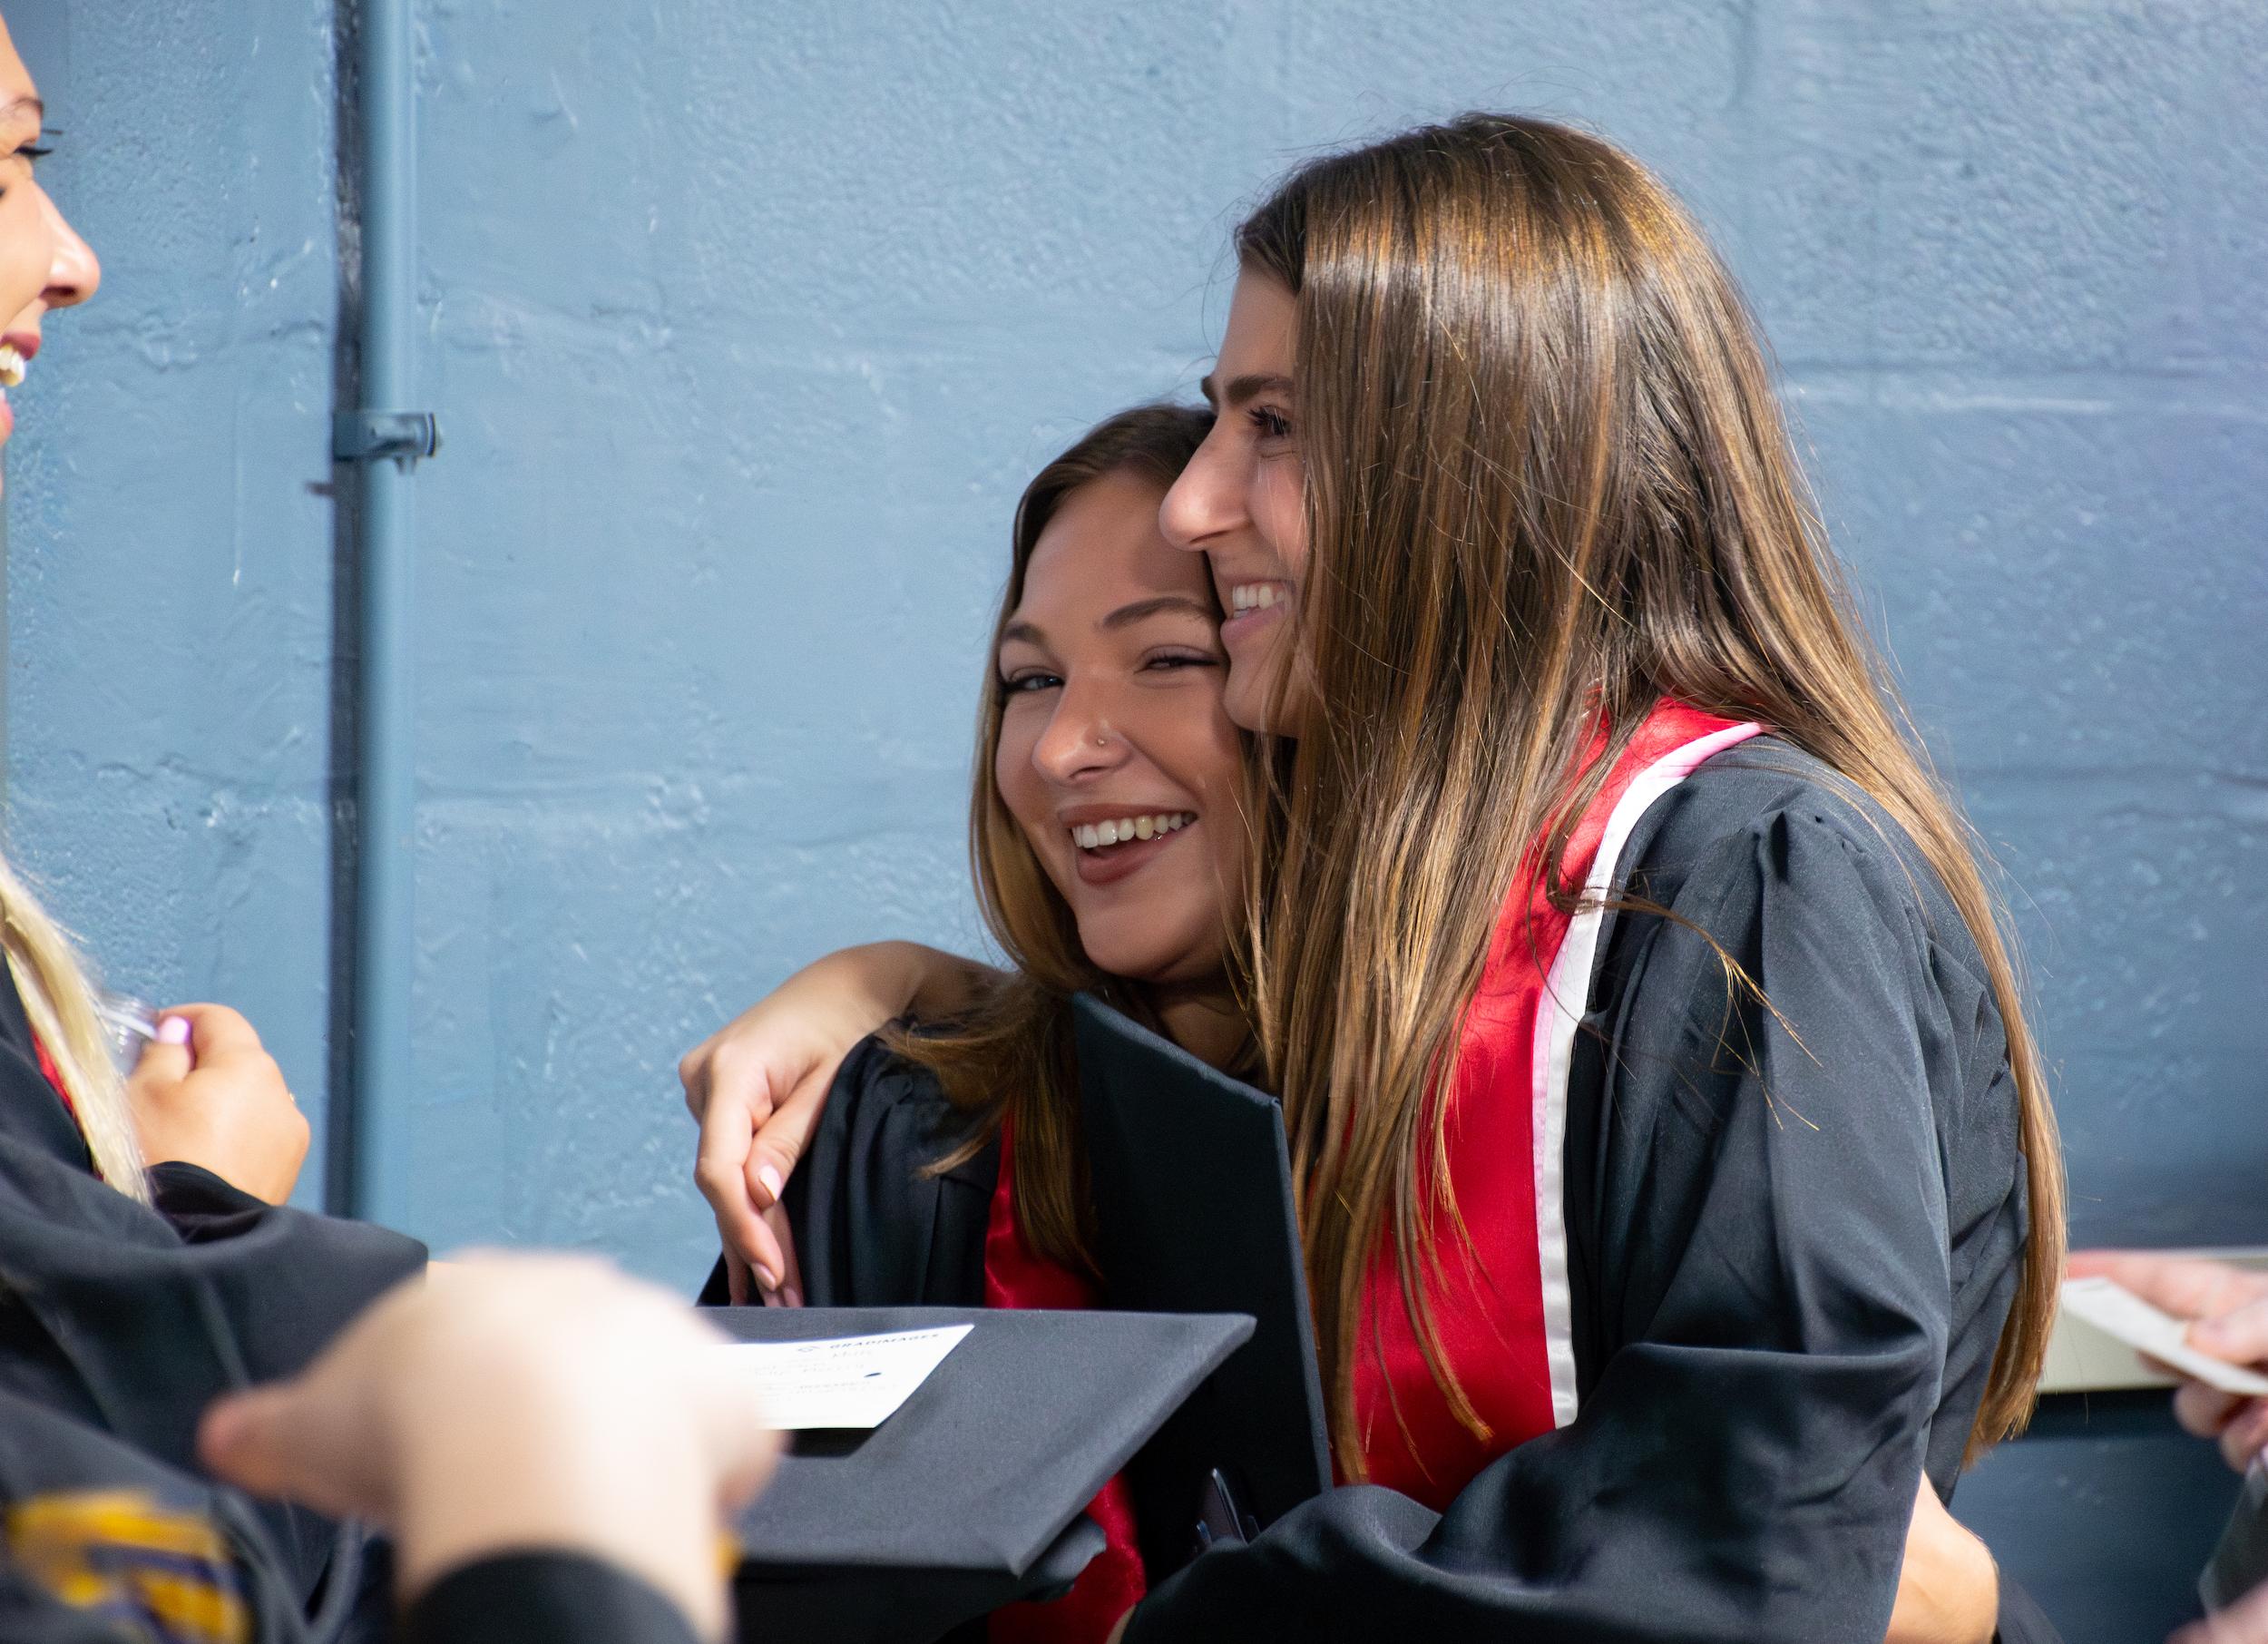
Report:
0,951,98,1174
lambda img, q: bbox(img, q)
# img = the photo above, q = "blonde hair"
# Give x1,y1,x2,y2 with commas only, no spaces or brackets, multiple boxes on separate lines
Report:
1237,113,2062,1472
0,853,148,1201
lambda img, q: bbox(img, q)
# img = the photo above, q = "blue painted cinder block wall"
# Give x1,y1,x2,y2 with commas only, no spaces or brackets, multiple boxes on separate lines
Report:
9,2,2263,1287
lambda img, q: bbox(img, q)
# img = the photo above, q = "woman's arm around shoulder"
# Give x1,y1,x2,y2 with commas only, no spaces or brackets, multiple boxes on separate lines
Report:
681,942,1000,1301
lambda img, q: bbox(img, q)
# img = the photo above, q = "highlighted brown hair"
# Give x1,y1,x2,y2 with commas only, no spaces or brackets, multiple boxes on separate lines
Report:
1235,113,2062,1472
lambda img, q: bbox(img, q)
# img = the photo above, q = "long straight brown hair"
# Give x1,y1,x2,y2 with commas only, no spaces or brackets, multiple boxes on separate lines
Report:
888,403,1243,1273
1235,114,2063,1472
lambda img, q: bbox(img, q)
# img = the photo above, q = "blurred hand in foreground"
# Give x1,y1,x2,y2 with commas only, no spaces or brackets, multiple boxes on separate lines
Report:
199,1251,778,1641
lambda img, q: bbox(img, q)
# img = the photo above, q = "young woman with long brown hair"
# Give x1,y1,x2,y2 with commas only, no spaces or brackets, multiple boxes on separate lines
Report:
694,405,1240,1299
682,115,2062,1643
700,404,1248,1642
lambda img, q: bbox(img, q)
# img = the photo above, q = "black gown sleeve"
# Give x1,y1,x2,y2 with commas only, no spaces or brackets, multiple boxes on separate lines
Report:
0,1546,708,1644
144,1160,429,1384
788,1034,996,1309
402,1552,706,1644
0,1370,706,1644
0,970,427,1604
0,1381,326,1644
0,1132,426,1601
0,969,427,1414
1127,800,2027,1643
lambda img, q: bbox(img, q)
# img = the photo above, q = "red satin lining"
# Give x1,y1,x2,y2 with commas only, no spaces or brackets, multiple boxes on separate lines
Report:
983,1116,1147,1644
33,1032,81,1128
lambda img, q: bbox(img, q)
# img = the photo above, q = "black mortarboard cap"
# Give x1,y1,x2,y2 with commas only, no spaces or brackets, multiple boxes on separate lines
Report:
721,1302,1250,1644
1072,993,1332,1575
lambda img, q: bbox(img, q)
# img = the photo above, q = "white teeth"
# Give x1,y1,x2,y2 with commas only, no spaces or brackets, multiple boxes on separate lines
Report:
1230,583,1284,613
1070,813,1196,851
0,345,23,389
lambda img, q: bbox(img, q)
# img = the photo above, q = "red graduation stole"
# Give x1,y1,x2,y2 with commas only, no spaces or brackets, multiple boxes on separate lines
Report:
1349,700,1760,1505
980,700,1763,1639
982,1117,1149,1644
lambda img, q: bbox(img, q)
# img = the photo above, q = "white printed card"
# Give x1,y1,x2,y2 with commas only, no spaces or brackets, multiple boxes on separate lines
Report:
716,1325,973,1429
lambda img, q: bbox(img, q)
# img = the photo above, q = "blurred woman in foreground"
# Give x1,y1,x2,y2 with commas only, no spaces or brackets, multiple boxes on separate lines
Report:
0,7,424,1611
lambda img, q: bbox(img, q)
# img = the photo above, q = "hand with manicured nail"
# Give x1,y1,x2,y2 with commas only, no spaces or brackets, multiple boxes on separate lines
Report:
125,1003,309,1202
198,1252,778,1642
753,1199,804,1309
2069,1250,2268,1473
679,942,990,1305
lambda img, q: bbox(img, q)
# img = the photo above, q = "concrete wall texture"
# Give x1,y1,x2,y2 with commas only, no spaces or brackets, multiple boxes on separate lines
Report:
8,3,2263,1287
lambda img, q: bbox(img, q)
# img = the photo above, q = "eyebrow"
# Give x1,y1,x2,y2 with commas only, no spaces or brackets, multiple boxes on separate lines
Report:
999,594,1218,651
1100,594,1217,631
1197,371,1295,411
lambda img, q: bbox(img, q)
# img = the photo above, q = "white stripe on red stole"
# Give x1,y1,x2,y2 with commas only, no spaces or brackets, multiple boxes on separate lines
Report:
1529,720,1765,1427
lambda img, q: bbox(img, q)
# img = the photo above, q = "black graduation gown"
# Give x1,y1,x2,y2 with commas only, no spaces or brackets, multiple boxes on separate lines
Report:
782,742,2059,1644
0,962,427,1602
0,1377,703,1644
0,1379,315,1643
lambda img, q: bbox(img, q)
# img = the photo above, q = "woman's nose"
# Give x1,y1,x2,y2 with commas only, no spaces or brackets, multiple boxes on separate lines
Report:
38,188,100,310
1158,433,1242,554
1032,685,1127,782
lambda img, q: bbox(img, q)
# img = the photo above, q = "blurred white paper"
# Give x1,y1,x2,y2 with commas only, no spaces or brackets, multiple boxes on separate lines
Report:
2060,1277,2268,1398
717,1325,973,1429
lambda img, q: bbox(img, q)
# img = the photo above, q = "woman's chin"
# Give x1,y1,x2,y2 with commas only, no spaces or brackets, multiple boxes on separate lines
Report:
1080,944,1176,986
1222,657,1308,739
1074,923,1208,991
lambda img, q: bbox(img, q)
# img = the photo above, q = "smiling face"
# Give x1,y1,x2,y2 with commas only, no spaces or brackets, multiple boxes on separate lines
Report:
1159,270,1311,736
993,469,1245,987
0,19,98,478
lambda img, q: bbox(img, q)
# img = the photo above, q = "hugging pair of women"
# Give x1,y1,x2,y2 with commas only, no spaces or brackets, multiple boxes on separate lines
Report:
680,115,2065,1644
